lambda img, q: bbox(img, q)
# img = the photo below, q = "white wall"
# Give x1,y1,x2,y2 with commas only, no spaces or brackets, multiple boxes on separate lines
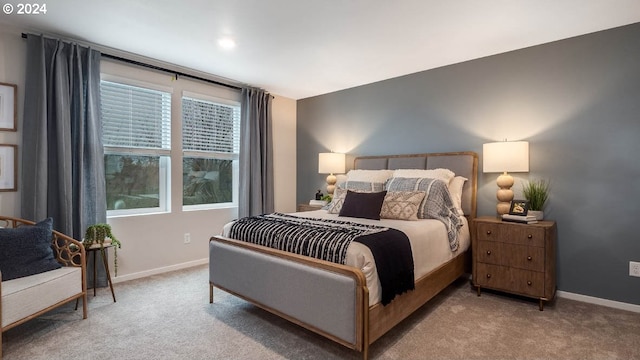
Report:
272,95,296,213
0,26,25,216
0,24,297,282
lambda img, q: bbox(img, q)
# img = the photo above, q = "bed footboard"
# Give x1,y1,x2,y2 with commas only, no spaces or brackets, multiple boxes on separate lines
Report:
209,236,369,355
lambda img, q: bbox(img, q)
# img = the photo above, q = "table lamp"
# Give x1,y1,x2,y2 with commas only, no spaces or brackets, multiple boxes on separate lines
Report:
483,141,529,215
318,152,345,195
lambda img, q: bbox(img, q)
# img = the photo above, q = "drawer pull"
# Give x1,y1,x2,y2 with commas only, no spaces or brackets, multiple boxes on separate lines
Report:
527,234,533,239
486,250,492,255
527,256,532,261
487,230,492,235
486,274,492,279
527,281,532,286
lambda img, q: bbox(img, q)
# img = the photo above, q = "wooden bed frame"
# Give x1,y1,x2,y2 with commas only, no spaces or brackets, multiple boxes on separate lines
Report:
209,151,478,359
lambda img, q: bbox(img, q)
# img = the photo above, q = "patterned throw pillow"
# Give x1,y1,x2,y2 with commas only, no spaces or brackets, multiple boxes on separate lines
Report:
380,191,426,221
327,188,348,214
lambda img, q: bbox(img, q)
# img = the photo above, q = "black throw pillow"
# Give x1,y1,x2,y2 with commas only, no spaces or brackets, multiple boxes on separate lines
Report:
0,218,62,281
338,190,387,220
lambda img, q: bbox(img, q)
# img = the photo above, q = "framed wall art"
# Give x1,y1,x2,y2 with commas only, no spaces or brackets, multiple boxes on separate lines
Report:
0,144,17,191
0,82,17,131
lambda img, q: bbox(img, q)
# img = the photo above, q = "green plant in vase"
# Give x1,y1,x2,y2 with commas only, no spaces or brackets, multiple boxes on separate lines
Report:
84,223,122,275
522,179,550,220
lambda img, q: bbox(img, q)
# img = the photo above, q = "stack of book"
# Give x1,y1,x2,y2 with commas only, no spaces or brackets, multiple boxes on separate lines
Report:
501,214,538,224
309,199,328,206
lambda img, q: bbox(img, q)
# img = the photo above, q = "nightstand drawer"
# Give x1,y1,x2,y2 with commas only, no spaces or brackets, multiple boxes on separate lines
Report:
476,222,545,247
476,240,502,265
477,241,544,272
475,263,544,298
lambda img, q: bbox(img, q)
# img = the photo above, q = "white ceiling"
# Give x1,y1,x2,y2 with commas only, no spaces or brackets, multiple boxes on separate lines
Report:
2,0,639,99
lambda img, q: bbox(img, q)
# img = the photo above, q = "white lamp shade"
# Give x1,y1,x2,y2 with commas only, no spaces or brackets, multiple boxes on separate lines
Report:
318,152,346,174
483,141,529,173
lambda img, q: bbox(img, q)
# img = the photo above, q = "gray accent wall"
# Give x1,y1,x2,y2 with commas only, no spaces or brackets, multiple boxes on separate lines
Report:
297,23,640,305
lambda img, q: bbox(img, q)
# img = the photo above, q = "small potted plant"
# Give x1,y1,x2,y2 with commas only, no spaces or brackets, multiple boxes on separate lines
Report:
522,179,550,220
84,223,122,275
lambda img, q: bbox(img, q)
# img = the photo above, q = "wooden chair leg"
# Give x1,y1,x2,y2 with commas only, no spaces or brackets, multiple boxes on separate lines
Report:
82,293,88,319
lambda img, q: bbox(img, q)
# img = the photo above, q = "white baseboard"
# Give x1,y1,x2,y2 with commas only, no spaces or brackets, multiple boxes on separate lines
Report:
557,290,640,313
111,258,208,284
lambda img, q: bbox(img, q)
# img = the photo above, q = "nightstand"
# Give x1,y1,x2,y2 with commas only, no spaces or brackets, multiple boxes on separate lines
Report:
296,204,324,212
472,216,557,310
85,243,116,302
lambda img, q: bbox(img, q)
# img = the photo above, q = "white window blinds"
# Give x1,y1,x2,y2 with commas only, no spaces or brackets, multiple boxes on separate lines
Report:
182,97,240,154
101,81,171,150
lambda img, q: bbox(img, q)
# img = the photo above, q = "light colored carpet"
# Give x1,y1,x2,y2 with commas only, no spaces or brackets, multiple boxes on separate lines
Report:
2,265,639,360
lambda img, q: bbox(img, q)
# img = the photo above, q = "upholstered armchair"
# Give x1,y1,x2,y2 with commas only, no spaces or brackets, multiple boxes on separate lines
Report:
0,216,87,357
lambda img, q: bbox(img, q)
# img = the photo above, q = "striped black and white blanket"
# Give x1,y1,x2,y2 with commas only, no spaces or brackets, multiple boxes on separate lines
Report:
229,213,414,305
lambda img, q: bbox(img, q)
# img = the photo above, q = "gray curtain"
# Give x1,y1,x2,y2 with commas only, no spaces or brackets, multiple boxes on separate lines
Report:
239,88,274,217
21,34,107,286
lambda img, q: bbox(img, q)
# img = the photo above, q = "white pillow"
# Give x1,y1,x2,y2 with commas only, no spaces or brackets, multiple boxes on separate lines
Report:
345,169,394,183
448,176,467,215
392,168,455,183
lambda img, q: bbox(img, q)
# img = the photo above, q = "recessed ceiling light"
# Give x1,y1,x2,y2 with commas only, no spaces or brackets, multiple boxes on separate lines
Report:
218,37,236,49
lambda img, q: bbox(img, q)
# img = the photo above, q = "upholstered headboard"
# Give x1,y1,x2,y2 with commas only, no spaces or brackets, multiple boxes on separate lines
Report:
353,151,478,218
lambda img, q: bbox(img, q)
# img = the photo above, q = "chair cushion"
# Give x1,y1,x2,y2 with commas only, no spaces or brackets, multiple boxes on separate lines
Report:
0,218,62,281
1,266,82,328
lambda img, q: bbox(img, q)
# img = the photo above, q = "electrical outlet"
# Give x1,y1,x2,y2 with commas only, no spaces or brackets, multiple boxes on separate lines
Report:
630,261,640,277
184,233,191,244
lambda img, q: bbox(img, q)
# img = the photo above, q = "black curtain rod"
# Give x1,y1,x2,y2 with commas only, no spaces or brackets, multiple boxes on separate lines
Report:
100,53,242,90
21,32,243,91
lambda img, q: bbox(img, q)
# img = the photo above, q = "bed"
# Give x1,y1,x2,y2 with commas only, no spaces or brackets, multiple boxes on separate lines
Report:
209,151,478,359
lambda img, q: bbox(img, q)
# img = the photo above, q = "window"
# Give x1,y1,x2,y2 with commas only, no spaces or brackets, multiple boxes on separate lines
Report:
101,80,171,215
182,93,240,208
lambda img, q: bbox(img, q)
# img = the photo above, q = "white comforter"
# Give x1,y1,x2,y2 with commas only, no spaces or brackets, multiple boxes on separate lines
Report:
222,210,470,305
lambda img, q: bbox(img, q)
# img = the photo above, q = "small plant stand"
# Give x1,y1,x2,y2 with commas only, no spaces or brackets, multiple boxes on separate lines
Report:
86,243,116,302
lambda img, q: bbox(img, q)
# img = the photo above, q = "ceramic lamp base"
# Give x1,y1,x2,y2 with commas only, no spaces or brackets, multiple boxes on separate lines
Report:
325,173,337,195
496,172,514,215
